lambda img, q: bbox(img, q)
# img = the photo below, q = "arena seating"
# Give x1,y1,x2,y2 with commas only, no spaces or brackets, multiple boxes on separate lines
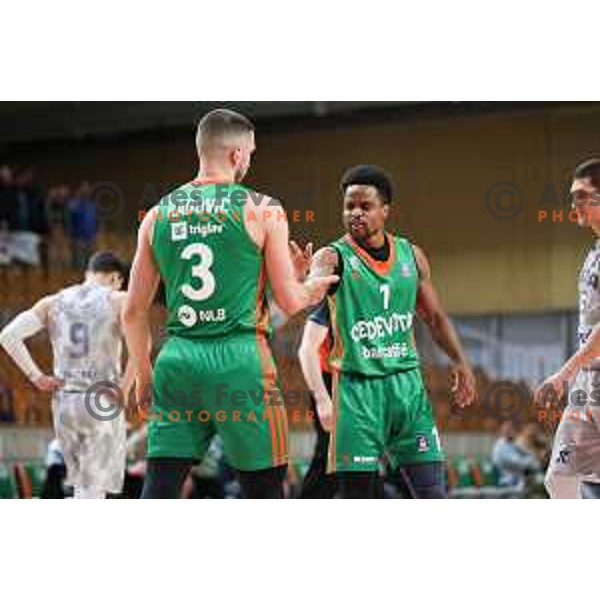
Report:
448,456,517,499
0,463,17,499
0,461,47,499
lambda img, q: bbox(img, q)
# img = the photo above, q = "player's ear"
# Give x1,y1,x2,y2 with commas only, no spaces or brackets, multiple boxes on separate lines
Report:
231,146,242,167
111,273,123,290
382,203,390,219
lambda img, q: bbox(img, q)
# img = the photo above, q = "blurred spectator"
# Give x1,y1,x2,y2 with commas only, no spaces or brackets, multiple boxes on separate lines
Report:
0,379,15,423
0,166,14,271
67,181,98,270
516,422,549,465
46,185,71,270
22,168,49,276
0,165,14,231
492,421,542,490
10,168,45,270
46,186,62,229
14,169,32,231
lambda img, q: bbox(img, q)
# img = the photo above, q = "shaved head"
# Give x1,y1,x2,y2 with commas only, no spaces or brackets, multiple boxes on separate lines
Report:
195,109,256,182
196,109,255,154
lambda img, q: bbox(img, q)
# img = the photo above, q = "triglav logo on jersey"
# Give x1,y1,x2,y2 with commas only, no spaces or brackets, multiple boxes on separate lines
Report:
171,222,188,242
188,223,224,238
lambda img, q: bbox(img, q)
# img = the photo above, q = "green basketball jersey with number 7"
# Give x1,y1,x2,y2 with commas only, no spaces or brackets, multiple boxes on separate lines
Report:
151,181,270,339
328,234,420,377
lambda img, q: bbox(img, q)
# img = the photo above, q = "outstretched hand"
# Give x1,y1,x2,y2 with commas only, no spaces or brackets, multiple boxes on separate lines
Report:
290,241,314,282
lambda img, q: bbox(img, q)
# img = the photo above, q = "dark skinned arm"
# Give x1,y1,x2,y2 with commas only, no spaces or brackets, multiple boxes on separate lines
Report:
413,244,476,408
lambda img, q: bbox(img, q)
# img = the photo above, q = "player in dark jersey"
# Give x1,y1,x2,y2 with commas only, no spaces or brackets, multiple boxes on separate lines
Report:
300,165,477,499
123,109,336,499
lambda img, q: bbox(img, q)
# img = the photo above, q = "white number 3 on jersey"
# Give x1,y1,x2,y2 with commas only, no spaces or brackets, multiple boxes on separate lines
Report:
181,243,216,302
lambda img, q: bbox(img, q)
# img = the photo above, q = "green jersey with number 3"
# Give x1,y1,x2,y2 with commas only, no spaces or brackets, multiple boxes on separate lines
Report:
151,181,270,339
328,234,420,377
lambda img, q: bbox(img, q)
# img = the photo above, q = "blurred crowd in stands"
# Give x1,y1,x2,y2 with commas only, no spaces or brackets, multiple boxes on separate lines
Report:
491,421,548,492
0,165,99,276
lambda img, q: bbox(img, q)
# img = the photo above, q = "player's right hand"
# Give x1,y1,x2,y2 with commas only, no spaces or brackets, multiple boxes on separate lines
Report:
33,375,64,392
451,363,477,408
315,395,334,432
135,368,154,416
304,275,339,306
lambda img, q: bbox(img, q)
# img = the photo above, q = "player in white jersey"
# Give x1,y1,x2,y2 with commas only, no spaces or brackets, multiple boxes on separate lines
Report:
0,251,131,499
536,159,600,499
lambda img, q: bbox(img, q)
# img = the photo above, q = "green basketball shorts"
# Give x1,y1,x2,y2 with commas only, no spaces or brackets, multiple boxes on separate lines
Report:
148,334,288,472
328,368,444,473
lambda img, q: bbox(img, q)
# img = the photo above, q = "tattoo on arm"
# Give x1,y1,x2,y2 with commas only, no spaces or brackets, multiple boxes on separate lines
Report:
308,247,339,279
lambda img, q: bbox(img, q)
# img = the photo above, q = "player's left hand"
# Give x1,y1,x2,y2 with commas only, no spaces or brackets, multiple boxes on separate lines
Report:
290,241,313,282
451,363,477,408
33,374,64,392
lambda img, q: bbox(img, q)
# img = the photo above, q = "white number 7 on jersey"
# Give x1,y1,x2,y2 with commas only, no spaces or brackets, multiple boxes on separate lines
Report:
380,284,391,311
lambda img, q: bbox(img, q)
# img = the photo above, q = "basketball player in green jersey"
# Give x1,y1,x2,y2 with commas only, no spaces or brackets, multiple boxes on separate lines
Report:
123,109,337,499
301,165,476,498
